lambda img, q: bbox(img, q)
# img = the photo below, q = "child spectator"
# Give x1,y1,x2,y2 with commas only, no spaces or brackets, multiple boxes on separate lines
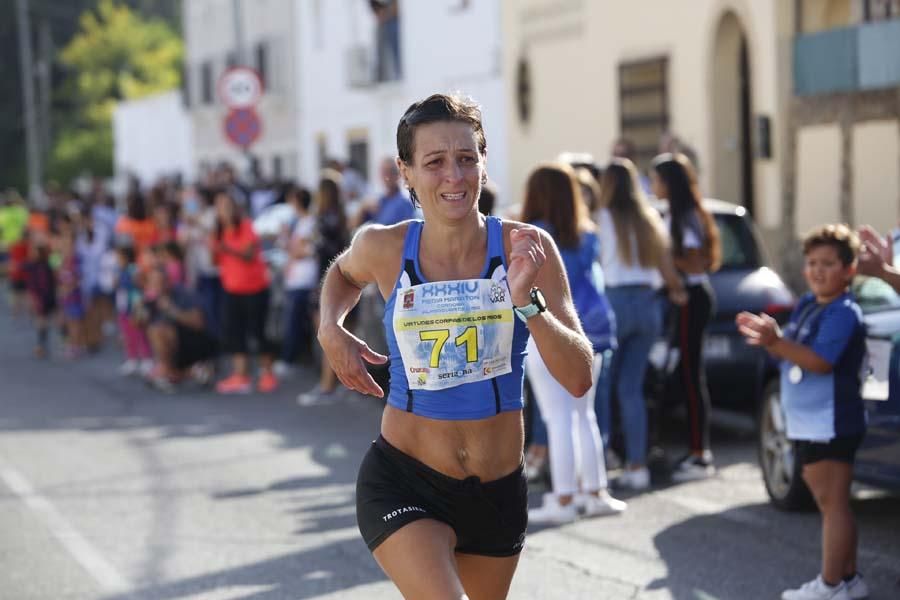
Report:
161,241,186,287
737,224,868,600
115,245,154,376
24,240,57,358
8,233,30,316
57,233,86,359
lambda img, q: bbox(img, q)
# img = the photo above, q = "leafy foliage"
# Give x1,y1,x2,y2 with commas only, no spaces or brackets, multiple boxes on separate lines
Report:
48,0,182,183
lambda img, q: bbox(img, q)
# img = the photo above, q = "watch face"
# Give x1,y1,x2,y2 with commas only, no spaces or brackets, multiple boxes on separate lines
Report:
531,287,547,311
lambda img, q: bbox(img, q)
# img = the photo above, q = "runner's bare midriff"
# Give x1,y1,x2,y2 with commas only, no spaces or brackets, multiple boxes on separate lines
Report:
380,404,524,481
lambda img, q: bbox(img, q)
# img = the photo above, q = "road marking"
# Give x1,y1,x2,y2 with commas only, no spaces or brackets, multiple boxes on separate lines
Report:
0,465,131,594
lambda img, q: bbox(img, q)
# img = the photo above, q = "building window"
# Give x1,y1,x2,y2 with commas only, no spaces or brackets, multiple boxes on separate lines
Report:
618,57,669,172
371,0,401,82
348,136,370,182
863,0,899,21
201,60,214,105
226,51,238,69
182,64,191,108
317,134,329,172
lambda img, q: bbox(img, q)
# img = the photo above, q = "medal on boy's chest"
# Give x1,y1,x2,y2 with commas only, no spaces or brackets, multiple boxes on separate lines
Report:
788,365,803,384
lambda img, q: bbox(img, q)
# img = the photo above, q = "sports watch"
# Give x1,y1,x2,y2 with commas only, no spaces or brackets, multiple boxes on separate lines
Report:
513,287,547,323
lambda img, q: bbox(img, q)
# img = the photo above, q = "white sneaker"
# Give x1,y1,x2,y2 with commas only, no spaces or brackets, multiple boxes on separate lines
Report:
577,490,627,517
272,361,294,378
670,454,716,483
139,359,155,378
296,385,338,407
119,360,139,376
616,467,651,491
782,576,851,600
844,574,869,600
528,493,578,525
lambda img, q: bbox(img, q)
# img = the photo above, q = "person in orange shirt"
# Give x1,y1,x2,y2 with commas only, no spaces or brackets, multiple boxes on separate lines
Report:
211,189,277,393
115,192,159,257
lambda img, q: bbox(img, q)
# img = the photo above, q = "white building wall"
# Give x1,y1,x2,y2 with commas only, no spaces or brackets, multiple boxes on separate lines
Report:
184,0,298,179
113,91,194,184
295,1,509,205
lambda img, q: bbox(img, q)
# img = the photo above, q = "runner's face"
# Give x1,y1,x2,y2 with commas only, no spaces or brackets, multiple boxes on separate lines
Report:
803,244,854,301
402,121,484,222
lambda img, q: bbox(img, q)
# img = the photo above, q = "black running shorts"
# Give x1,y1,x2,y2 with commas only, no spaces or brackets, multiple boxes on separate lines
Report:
356,435,528,557
795,433,864,466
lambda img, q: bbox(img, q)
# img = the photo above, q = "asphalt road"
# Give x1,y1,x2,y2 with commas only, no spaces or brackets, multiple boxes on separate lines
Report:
1,304,899,600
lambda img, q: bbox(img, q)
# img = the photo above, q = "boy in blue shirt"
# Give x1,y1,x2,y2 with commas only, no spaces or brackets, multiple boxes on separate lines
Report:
737,224,868,600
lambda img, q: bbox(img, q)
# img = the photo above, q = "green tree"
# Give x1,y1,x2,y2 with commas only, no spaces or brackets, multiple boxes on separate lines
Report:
49,0,182,184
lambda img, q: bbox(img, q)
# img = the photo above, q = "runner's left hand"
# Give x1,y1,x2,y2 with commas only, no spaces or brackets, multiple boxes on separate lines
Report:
507,227,545,306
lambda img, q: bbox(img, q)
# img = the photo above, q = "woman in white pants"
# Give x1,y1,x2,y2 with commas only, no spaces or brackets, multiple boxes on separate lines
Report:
521,163,626,524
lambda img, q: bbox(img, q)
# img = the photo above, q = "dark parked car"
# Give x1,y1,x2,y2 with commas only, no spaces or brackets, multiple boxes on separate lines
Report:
760,275,900,509
648,199,796,414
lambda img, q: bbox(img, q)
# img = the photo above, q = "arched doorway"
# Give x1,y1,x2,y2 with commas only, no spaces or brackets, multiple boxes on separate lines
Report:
711,12,754,215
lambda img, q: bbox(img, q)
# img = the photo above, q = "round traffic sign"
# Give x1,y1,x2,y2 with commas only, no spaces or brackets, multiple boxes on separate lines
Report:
218,67,263,109
224,108,262,148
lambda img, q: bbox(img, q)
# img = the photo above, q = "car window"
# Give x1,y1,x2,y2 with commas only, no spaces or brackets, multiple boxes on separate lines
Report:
713,214,760,270
853,276,900,314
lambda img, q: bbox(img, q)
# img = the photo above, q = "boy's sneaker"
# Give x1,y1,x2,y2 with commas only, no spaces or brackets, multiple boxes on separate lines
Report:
190,363,214,386
576,491,627,517
150,376,176,395
119,359,139,376
528,493,578,525
216,374,253,394
844,574,868,600
782,576,851,600
139,359,155,378
272,361,294,378
670,454,716,483
257,371,278,393
296,385,337,406
616,467,651,491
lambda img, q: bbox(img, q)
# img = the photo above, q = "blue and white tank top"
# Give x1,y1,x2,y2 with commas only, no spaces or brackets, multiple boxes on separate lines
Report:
383,216,530,420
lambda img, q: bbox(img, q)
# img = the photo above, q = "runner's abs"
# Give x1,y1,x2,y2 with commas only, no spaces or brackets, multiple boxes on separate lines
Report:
380,405,524,481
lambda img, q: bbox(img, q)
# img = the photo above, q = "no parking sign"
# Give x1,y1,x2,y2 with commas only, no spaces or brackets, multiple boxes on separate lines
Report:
223,108,262,149
218,67,263,148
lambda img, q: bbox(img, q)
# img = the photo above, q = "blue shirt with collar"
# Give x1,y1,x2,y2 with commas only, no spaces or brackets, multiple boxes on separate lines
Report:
373,189,416,225
780,291,867,441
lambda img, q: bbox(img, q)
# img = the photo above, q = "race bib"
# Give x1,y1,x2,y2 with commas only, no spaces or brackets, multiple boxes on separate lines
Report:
393,277,514,391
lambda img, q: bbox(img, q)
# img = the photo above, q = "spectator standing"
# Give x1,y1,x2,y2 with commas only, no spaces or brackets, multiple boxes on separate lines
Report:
737,225,868,600
652,152,722,481
521,163,626,523
596,158,686,490
297,171,351,404
115,192,159,258
115,245,154,376
76,207,111,352
57,232,86,359
178,186,223,336
274,185,318,376
24,238,57,358
353,158,417,228
211,189,278,394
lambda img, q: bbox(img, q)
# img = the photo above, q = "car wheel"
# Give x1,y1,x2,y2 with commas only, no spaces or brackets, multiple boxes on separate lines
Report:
758,379,814,511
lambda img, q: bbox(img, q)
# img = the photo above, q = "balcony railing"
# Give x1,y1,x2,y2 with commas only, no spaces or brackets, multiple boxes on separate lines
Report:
794,19,900,95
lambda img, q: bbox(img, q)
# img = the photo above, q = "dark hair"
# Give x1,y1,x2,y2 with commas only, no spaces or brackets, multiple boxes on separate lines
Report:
126,191,148,221
316,169,347,230
163,240,184,262
285,184,313,212
117,245,136,265
652,152,721,271
802,224,860,266
521,163,589,249
478,183,496,216
396,94,487,165
213,188,243,240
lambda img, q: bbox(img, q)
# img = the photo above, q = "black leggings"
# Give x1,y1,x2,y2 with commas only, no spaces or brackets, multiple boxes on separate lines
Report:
668,281,715,454
222,288,273,355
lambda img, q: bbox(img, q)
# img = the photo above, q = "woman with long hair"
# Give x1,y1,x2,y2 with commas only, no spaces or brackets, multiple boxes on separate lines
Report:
521,163,625,523
296,170,351,404
211,189,277,394
651,152,721,481
597,158,686,490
